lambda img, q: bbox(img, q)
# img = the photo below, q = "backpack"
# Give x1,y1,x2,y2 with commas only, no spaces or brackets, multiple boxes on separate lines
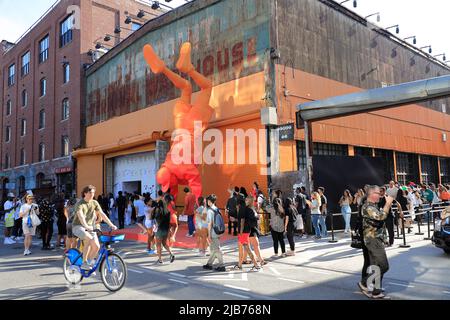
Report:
295,194,306,211
212,208,225,235
290,206,299,223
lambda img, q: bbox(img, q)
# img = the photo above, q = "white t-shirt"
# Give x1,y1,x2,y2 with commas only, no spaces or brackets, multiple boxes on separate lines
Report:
109,198,115,209
20,203,37,222
4,200,15,221
134,199,147,217
311,199,321,215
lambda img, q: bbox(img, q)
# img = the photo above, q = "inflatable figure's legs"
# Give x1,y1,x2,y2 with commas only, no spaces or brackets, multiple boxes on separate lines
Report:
143,44,192,104
186,167,202,201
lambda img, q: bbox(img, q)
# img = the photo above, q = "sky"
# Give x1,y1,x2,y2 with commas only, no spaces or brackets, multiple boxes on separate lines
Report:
0,0,449,65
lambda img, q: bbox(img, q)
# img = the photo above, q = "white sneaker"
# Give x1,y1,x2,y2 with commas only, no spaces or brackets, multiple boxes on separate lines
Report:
5,238,15,245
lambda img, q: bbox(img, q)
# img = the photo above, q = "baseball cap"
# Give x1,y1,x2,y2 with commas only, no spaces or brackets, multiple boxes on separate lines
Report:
7,192,14,197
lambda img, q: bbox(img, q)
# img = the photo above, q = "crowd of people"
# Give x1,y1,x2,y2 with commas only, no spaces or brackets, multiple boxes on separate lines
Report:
1,179,449,298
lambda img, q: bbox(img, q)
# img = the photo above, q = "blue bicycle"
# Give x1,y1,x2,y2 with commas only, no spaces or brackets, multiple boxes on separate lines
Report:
63,230,127,292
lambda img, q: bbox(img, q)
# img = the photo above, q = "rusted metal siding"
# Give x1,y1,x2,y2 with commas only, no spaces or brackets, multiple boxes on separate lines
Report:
275,0,450,114
86,0,270,126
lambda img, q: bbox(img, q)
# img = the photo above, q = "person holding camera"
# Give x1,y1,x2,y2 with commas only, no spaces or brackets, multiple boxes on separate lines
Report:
19,194,40,256
359,185,395,299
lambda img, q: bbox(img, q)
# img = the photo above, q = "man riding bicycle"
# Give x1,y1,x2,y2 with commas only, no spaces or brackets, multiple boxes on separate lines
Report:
72,185,117,271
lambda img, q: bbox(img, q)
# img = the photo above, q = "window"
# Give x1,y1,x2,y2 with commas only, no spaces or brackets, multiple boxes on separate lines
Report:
20,149,26,166
36,172,45,187
314,142,348,156
20,119,26,137
8,64,15,86
61,136,69,157
39,143,45,162
421,155,438,185
39,110,46,129
5,126,11,142
440,158,450,184
131,22,142,31
4,154,10,169
62,99,69,120
354,146,373,157
6,100,12,116
18,176,26,192
296,141,348,170
21,51,30,76
40,78,46,97
60,15,74,47
63,63,70,83
22,90,27,107
296,141,307,170
396,152,419,185
39,35,49,63
374,149,395,182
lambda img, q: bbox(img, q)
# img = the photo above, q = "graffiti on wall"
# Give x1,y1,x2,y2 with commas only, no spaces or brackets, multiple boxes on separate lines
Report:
86,0,270,126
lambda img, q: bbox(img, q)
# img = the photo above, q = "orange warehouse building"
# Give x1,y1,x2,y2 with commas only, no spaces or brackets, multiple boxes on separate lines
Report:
74,0,450,210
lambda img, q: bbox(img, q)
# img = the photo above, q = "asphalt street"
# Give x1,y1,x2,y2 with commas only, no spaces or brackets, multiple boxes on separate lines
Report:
0,221,449,300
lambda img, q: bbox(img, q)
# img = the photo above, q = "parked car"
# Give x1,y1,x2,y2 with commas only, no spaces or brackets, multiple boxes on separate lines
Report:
432,208,450,255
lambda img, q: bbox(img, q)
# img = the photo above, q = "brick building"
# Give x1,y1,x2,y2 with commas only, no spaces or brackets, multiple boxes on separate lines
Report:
74,0,450,210
0,0,160,199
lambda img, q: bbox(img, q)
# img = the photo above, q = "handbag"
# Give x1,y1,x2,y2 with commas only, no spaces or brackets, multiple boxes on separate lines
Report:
30,208,41,227
350,229,363,249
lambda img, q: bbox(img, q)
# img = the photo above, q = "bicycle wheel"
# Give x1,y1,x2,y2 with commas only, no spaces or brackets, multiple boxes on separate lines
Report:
63,257,83,285
100,253,127,292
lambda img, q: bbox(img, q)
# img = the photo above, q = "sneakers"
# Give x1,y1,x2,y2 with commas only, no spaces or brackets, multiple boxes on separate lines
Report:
358,281,369,293
4,237,16,245
371,292,391,300
147,249,156,255
186,233,194,238
215,266,226,272
286,251,295,256
281,253,287,257
23,249,31,256
203,264,213,270
81,262,93,271
170,254,175,263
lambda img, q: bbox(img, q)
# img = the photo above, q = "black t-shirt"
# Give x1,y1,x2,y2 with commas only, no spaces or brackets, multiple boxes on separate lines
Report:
295,194,306,214
155,207,170,232
226,196,238,217
116,195,126,209
378,197,393,218
397,196,408,211
238,207,254,234
285,206,297,226
320,195,327,213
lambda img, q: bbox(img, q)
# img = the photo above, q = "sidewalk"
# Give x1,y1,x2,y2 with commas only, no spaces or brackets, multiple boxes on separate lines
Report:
111,222,236,249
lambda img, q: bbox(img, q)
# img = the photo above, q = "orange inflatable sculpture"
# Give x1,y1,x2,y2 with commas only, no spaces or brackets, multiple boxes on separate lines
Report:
143,42,214,201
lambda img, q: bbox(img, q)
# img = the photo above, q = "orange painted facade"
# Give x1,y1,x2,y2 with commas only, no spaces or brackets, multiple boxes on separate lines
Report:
75,64,450,205
75,72,268,209
275,65,450,173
